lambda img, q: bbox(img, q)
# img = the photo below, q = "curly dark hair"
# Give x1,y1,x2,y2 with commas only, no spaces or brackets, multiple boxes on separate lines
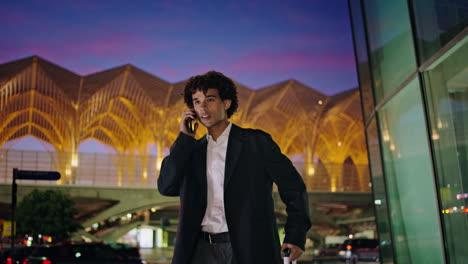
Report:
183,71,239,118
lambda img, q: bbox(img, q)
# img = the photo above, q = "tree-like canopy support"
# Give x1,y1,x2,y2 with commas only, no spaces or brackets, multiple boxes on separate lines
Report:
0,56,369,191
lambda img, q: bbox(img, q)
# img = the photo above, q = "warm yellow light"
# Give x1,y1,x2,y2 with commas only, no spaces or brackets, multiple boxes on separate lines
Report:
143,170,148,179
432,132,440,140
157,157,163,170
308,167,315,176
318,100,323,105
383,130,390,142
437,119,443,129
151,207,157,212
390,144,395,151
71,153,79,167
65,168,71,176
337,141,342,147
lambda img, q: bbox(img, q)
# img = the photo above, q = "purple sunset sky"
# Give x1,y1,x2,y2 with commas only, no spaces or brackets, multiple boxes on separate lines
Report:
1,0,358,152
1,0,357,94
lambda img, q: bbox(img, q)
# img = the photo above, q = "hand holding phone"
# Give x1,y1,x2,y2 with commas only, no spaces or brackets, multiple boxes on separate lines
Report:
185,117,194,134
181,109,197,135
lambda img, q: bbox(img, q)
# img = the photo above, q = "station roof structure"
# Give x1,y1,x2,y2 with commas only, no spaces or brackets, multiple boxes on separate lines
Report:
0,56,369,191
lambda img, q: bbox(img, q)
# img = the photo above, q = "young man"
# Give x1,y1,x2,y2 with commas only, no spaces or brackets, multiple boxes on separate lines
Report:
158,71,311,264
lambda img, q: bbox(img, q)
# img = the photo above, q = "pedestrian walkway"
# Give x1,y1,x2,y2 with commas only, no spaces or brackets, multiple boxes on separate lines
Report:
140,246,322,264
140,247,174,264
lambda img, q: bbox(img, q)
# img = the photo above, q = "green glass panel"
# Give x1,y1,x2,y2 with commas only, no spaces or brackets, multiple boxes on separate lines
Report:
412,0,468,64
378,78,444,263
366,118,394,263
364,0,417,102
349,0,375,121
423,33,468,264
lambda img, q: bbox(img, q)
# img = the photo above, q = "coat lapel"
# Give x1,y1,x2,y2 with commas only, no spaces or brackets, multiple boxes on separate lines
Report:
224,124,243,190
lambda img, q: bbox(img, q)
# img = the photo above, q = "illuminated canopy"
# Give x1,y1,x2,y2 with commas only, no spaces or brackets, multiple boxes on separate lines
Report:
0,56,368,190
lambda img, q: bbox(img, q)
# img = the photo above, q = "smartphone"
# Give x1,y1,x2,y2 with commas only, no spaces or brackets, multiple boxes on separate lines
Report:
185,118,194,133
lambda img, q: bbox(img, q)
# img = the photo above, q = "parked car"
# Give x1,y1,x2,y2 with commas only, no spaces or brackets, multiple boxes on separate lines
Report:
2,246,37,264
26,242,144,264
338,238,380,263
106,242,144,263
318,243,341,257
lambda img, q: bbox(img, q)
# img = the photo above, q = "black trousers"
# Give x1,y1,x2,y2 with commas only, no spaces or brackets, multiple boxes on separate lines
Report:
191,237,237,264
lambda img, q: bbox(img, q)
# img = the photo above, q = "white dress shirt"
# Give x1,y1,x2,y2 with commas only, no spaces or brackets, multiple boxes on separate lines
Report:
201,122,232,233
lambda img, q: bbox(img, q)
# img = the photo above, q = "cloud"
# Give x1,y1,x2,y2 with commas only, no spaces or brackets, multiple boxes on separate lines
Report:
189,65,217,76
0,10,33,24
78,65,105,75
22,33,184,60
159,66,181,79
226,49,355,74
260,34,337,50
283,7,317,25
73,34,155,56
4,44,71,65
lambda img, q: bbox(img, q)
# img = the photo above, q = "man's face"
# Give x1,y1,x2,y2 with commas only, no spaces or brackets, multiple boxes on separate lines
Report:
192,88,231,129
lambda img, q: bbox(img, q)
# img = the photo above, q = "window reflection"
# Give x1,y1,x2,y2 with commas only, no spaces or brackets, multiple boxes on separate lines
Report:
378,78,444,264
412,0,468,63
423,33,468,263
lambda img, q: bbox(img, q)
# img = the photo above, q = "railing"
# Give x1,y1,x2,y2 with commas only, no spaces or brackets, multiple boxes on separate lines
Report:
0,149,370,191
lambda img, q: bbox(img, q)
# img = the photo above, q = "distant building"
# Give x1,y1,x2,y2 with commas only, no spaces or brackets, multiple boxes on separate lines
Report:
349,0,467,263
0,56,369,192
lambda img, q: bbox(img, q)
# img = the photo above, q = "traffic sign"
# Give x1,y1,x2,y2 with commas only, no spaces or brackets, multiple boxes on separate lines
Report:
14,169,61,180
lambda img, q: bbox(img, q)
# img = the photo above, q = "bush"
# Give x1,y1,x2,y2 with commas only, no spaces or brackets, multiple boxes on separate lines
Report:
16,189,82,242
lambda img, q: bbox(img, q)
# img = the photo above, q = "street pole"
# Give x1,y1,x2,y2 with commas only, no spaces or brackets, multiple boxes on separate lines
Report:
10,168,60,250
11,168,18,251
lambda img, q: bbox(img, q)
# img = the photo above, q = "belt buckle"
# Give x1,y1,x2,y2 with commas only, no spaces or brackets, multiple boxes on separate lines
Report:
208,233,214,244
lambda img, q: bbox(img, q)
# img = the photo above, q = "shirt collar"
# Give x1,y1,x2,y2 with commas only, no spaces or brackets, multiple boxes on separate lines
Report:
207,122,232,143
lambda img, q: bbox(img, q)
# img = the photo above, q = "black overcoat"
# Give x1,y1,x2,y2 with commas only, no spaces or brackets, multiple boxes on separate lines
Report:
158,124,311,264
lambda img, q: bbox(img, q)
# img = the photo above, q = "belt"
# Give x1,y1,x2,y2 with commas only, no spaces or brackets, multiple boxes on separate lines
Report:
200,231,230,244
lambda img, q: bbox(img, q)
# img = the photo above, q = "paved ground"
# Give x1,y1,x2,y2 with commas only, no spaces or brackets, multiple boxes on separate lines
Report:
140,247,318,263
140,247,379,264
140,247,173,264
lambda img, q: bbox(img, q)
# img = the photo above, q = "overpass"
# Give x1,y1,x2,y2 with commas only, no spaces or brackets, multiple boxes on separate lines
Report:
0,183,374,242
0,183,177,228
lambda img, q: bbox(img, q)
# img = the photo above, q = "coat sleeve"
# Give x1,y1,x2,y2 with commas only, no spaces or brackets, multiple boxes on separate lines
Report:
157,132,196,196
262,133,311,250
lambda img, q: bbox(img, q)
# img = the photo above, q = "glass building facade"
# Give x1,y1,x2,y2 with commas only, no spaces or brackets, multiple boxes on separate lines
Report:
349,0,467,263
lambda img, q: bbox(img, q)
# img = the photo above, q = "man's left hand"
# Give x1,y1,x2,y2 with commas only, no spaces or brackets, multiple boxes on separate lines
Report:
281,243,303,261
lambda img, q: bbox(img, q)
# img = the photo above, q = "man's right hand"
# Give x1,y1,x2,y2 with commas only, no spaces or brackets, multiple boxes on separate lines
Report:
180,109,198,136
